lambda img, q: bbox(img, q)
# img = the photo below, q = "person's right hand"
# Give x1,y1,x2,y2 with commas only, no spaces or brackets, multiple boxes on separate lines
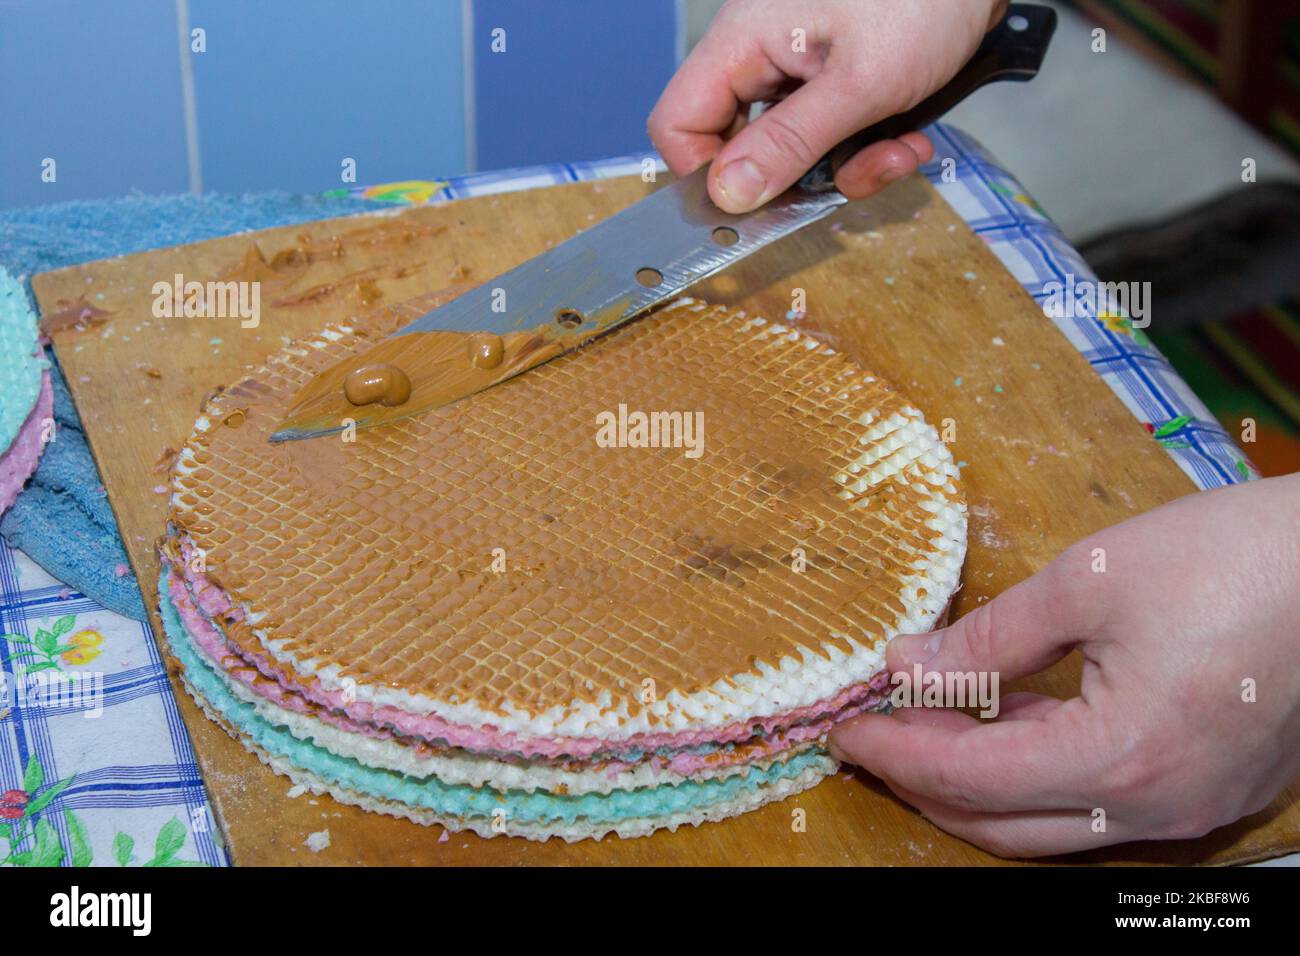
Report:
647,0,1007,213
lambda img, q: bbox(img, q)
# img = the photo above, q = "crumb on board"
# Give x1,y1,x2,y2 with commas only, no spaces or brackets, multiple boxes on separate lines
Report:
304,828,330,852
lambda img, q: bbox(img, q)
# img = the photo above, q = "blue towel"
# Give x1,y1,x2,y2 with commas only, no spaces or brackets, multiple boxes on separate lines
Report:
0,362,148,618
0,190,374,618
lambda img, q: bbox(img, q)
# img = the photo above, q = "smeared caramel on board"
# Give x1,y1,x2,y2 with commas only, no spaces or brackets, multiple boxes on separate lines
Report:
165,292,964,724
40,298,112,335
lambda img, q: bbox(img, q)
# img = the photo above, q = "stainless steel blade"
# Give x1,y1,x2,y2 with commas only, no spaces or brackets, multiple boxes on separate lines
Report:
269,168,847,441
386,166,847,342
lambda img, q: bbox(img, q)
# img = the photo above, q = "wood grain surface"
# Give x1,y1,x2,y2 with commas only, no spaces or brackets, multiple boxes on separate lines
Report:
31,173,1299,866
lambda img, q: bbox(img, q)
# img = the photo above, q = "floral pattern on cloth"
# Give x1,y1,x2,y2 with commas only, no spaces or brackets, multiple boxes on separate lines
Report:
323,180,449,205
3,615,103,672
0,755,205,867
1098,311,1152,349
0,548,226,867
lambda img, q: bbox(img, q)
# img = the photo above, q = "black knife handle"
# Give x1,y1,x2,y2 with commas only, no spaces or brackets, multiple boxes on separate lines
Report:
798,3,1057,192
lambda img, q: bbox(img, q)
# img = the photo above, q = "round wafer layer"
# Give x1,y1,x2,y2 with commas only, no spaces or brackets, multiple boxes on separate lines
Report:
167,294,966,742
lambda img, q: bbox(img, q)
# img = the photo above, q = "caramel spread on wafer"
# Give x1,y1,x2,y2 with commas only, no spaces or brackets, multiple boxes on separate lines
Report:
167,292,962,721
277,311,559,435
344,364,411,407
467,333,505,369
275,289,637,438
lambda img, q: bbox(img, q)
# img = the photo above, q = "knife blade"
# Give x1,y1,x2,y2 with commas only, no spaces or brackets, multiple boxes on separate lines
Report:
270,3,1055,442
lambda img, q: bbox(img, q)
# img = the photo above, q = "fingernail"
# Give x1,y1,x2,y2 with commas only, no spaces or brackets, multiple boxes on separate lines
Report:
877,166,906,187
891,631,943,666
717,159,766,209
827,739,848,763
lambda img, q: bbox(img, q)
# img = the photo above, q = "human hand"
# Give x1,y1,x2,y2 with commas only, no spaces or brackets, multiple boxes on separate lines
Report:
648,0,1006,212
829,473,1300,858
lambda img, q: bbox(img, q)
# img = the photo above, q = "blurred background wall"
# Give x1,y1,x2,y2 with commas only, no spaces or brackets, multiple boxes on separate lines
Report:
6,0,1298,245
0,0,684,208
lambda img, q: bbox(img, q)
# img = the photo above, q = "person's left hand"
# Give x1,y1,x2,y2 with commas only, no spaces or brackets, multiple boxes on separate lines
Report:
829,473,1300,858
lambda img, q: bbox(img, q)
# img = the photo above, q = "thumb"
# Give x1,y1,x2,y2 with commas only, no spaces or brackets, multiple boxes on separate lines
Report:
706,69,890,213
887,563,1092,683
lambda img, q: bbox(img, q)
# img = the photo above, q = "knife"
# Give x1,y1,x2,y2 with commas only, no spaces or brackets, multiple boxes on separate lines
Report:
270,3,1055,442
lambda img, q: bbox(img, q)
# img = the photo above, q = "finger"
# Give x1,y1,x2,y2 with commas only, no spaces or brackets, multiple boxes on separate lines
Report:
829,699,1099,813
647,36,788,176
832,131,935,199
996,692,1066,722
886,563,1095,683
722,109,750,143
896,130,935,164
707,67,899,212
885,781,1130,858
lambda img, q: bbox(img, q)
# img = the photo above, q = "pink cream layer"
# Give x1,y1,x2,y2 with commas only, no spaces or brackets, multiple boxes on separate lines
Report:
171,564,884,780
0,371,52,515
169,539,891,762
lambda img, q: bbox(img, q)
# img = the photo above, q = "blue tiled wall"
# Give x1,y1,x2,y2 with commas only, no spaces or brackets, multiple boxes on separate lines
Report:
0,0,191,208
188,0,468,194
470,0,682,170
0,0,682,210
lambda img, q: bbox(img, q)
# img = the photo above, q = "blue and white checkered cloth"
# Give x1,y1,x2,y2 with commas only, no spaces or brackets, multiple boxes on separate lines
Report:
0,123,1250,868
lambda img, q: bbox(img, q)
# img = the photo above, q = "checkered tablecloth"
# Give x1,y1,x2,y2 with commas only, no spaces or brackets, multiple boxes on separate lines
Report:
0,123,1252,868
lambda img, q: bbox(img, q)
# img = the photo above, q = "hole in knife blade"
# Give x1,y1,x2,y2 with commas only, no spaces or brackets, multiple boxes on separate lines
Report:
711,226,739,247
635,267,664,288
555,309,584,329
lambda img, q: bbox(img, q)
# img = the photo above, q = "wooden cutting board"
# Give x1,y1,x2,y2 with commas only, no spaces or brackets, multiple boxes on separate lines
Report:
31,173,1299,866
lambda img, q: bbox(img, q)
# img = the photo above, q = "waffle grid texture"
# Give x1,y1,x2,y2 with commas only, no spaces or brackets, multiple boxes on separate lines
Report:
0,371,52,514
0,268,46,456
167,296,966,742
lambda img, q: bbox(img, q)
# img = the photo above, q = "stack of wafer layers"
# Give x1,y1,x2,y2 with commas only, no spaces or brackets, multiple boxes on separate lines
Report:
158,295,966,841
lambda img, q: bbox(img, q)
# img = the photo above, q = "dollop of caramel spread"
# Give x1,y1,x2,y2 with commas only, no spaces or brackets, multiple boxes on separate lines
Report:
343,363,412,407
467,332,505,369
